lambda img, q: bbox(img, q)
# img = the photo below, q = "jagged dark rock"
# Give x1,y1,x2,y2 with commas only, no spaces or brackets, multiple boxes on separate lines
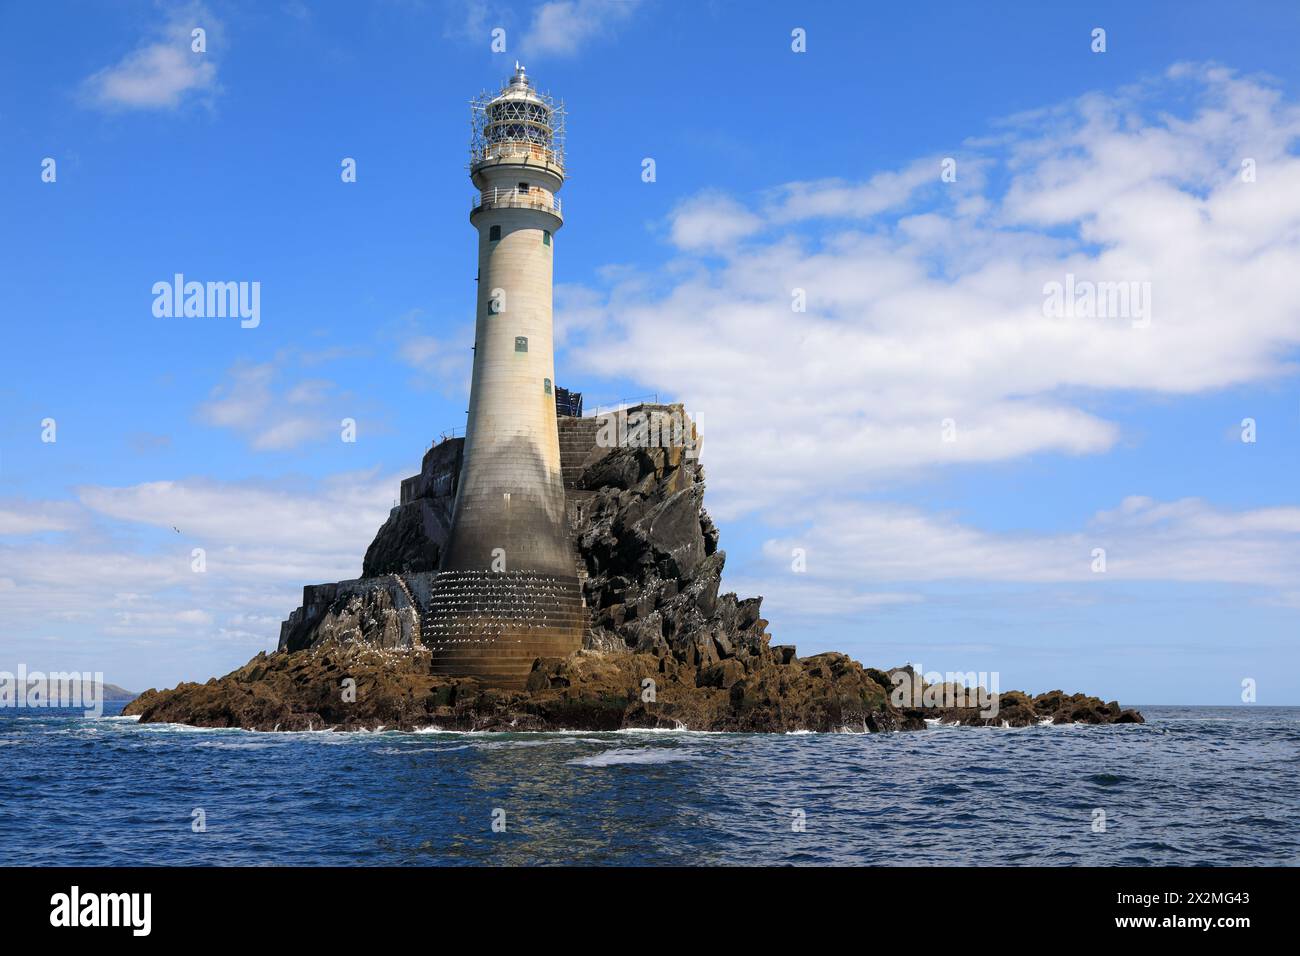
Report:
126,403,1142,733
914,689,1143,728
360,438,460,578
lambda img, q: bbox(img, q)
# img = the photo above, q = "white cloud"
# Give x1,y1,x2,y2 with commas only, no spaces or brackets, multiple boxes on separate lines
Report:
443,0,491,42
765,158,962,225
668,194,764,252
760,496,1300,589
76,473,393,552
104,608,214,636
81,3,221,111
554,283,610,345
565,64,1300,520
521,0,641,59
398,335,471,392
195,360,346,451
664,159,988,246
723,578,922,618
0,501,81,535
0,471,399,677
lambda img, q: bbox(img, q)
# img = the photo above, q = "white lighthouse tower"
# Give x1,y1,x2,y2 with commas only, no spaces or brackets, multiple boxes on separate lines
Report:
424,65,585,687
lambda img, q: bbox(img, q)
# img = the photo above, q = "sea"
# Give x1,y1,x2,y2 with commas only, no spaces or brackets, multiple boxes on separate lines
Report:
2,704,1296,866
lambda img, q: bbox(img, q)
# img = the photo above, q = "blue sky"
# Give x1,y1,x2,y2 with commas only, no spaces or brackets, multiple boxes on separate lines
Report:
2,0,1298,703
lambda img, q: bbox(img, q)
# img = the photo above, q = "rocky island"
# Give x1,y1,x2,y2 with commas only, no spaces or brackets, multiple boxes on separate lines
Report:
126,404,1142,734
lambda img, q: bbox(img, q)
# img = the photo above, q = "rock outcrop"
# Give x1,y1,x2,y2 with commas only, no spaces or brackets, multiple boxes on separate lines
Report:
124,639,1141,732
124,641,920,733
127,403,1143,733
361,437,460,579
924,689,1146,727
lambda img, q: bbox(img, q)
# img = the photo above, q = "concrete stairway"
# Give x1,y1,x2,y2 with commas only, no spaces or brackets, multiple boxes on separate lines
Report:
558,414,602,490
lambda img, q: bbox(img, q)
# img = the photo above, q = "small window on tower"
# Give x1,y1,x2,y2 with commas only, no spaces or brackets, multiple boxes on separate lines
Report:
488,299,499,315
543,230,551,246
518,182,530,193
544,377,552,395
489,225,501,241
515,336,528,353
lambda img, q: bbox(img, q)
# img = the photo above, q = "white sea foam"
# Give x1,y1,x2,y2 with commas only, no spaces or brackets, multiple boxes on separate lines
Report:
411,725,662,738
567,748,705,767
129,721,227,733
411,726,576,736
195,741,279,750
615,725,689,733
612,725,730,735
473,737,606,749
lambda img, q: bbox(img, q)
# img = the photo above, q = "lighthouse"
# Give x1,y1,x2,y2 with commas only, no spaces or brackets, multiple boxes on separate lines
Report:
423,65,586,687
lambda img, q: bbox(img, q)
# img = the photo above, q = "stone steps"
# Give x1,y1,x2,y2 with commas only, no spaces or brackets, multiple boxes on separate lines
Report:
423,569,586,687
416,417,612,685
558,415,603,490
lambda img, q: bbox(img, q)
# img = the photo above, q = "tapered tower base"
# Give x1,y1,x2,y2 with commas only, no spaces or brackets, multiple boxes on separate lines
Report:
423,569,585,688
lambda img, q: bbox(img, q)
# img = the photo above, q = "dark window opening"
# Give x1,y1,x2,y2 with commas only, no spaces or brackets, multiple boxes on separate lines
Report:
518,182,530,192
489,225,501,241
543,230,551,246
544,377,552,394
515,336,528,353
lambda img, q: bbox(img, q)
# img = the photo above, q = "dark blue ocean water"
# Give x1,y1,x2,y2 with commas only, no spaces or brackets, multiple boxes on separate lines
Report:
1,704,1296,866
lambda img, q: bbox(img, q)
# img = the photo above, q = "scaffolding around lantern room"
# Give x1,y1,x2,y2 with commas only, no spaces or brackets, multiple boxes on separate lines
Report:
469,81,566,172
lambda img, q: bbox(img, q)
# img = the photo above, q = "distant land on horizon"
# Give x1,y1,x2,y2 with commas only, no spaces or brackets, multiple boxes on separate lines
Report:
5,679,138,702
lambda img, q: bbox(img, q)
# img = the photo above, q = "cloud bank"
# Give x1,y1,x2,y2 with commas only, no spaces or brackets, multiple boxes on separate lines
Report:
561,64,1300,520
